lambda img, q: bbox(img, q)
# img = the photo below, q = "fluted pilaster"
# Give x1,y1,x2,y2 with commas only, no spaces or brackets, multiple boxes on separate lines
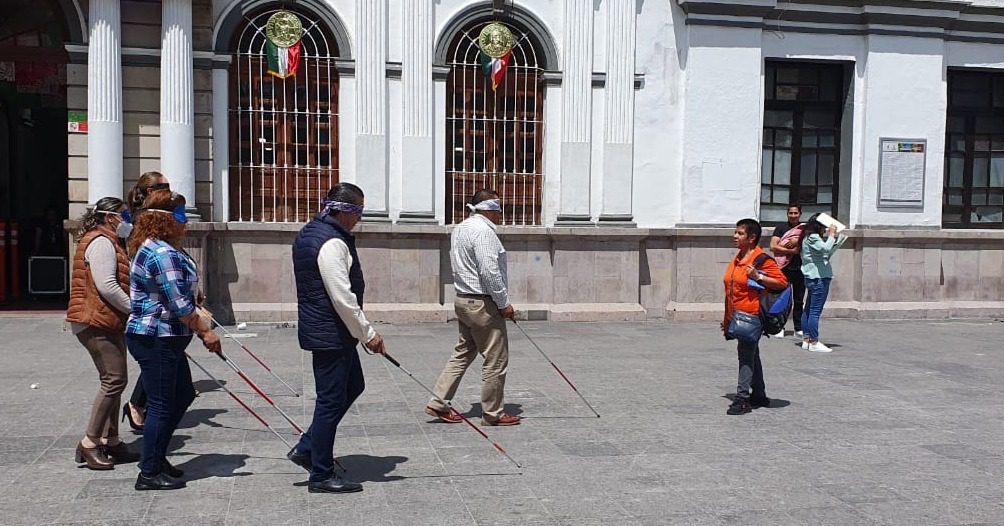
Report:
600,0,636,223
400,0,436,221
355,0,389,216
557,0,594,223
160,0,196,214
87,0,123,204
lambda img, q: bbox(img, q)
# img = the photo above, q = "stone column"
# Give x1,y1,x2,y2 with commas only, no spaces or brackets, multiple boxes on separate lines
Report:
557,0,594,224
399,0,436,222
599,0,636,226
161,0,197,216
356,0,390,220
87,0,123,204
211,63,229,221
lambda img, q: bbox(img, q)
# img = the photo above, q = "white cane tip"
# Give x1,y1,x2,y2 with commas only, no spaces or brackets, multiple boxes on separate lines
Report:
30,383,39,389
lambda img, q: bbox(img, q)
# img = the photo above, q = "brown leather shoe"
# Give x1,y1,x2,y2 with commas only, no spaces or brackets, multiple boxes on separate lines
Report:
481,413,521,426
75,442,114,470
425,406,463,423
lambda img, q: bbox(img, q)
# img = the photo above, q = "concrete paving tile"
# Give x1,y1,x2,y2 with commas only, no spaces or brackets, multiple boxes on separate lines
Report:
54,495,152,523
147,493,230,517
4,319,1004,525
463,496,552,525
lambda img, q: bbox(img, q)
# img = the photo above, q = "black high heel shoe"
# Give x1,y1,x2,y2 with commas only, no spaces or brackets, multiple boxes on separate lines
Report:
122,403,143,432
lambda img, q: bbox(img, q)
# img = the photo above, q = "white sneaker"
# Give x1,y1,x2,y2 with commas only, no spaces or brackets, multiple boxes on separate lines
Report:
801,341,809,350
771,330,785,339
806,341,832,353
795,331,804,339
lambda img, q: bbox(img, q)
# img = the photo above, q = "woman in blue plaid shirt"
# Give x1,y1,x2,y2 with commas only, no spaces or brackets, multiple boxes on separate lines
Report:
125,190,221,491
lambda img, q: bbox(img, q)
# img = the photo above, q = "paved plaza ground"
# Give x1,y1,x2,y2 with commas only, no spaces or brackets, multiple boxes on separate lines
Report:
1,316,1003,525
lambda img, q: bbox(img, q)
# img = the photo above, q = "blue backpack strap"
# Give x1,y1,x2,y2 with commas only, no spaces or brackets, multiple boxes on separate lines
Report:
753,253,771,269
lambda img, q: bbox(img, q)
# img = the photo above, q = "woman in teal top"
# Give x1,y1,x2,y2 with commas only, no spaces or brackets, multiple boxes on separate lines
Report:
799,214,848,353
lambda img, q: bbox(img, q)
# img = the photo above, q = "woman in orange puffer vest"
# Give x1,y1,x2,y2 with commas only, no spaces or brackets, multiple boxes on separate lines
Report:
66,197,140,469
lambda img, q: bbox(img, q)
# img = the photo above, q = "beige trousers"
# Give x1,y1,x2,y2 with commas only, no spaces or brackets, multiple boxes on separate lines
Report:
77,326,128,440
429,296,509,419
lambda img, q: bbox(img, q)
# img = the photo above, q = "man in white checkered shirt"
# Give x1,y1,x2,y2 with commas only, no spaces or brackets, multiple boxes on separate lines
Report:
425,189,521,426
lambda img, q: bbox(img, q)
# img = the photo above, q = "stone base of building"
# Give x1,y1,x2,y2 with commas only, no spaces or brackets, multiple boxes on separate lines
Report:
159,223,1004,325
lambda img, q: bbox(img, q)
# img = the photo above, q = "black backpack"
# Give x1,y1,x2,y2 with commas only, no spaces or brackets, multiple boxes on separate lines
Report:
753,254,793,337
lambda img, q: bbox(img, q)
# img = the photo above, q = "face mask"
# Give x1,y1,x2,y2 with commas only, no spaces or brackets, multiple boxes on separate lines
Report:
116,221,134,239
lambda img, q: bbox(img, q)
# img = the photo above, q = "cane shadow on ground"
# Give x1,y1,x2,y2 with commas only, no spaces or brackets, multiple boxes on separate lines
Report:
177,408,227,429
174,453,253,482
293,455,408,485
722,394,791,409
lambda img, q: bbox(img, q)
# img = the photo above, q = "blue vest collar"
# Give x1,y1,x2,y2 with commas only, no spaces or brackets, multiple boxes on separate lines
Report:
316,213,355,241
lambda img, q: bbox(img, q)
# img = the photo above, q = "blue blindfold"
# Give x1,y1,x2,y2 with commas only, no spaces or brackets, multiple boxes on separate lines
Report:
144,204,188,224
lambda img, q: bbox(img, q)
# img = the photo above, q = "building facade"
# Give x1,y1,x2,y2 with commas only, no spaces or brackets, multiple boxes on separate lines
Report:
2,0,1004,320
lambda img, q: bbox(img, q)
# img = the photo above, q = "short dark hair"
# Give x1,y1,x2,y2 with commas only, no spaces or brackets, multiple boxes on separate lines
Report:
471,188,499,206
327,183,364,205
736,218,762,245
787,203,802,212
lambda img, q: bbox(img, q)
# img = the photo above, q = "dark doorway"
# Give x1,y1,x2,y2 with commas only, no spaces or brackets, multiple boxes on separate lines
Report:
760,61,847,224
0,0,71,308
943,70,1004,228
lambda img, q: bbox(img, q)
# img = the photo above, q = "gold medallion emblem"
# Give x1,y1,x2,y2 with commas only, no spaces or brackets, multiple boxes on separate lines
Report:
266,11,304,48
478,22,515,58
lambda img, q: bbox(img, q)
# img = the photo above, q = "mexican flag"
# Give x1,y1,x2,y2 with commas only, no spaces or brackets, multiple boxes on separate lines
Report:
266,40,302,79
479,50,512,91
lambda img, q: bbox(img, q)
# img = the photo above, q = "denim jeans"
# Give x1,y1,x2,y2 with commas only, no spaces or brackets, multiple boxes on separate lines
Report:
782,267,806,331
801,277,832,341
125,334,195,475
295,350,365,482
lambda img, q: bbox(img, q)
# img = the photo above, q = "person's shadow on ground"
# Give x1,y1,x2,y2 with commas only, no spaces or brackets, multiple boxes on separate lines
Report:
293,455,408,485
192,379,224,394
177,408,228,429
338,455,408,482
723,393,791,409
463,402,524,418
174,453,253,482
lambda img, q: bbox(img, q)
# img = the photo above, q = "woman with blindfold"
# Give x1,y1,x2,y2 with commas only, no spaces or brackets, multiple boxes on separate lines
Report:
66,197,141,469
120,171,172,432
125,190,221,491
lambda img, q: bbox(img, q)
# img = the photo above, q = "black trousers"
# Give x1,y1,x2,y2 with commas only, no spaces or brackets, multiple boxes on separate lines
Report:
295,349,365,482
783,267,806,331
737,337,765,400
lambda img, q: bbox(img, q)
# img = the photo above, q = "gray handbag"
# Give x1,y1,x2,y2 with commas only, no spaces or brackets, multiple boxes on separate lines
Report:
725,311,762,342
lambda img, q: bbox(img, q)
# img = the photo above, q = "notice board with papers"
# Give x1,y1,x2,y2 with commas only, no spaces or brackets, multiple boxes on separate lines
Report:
878,138,926,208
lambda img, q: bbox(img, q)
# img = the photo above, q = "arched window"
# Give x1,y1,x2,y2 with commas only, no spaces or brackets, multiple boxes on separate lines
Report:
445,21,545,225
229,9,339,222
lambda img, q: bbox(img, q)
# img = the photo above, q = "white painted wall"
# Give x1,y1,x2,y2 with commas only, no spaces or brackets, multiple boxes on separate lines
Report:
679,24,764,225
203,0,1004,229
632,0,685,227
855,36,947,227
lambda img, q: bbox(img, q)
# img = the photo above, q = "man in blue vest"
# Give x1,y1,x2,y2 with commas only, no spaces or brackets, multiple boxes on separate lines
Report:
286,183,385,494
